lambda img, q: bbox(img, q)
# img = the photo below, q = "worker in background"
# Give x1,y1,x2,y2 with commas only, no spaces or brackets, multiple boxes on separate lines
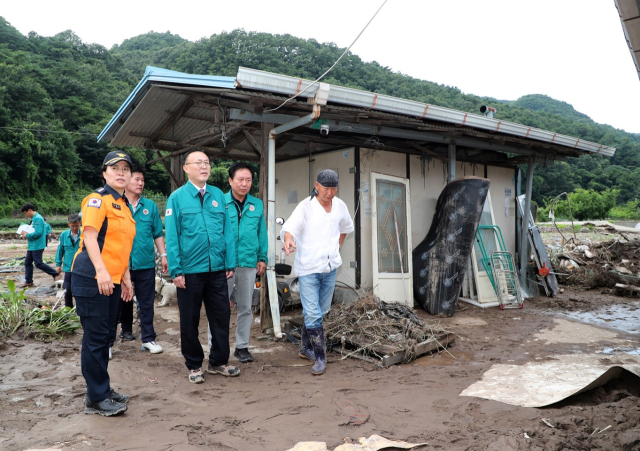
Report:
44,218,52,246
165,150,239,384
281,170,354,375
208,162,267,363
55,214,82,307
20,203,61,288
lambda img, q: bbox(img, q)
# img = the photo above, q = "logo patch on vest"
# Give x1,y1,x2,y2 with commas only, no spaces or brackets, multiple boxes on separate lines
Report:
165,208,172,216
143,209,149,215
112,203,121,210
87,199,102,208
212,200,218,208
249,205,255,212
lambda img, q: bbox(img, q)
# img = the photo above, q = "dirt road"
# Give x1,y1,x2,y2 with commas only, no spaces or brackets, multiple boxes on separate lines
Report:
0,240,639,451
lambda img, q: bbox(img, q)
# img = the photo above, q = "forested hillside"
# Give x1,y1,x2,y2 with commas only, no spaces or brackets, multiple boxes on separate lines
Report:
1,19,639,216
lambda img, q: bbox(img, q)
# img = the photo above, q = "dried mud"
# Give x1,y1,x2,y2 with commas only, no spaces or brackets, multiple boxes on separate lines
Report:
0,241,639,451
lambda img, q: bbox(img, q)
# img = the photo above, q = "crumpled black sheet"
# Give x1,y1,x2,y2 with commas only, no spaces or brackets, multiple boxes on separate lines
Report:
412,178,490,316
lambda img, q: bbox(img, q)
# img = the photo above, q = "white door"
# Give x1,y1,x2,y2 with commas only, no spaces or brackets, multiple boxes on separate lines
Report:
371,172,413,306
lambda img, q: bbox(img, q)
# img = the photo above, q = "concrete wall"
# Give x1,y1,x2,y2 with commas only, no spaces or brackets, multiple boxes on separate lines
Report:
275,148,517,301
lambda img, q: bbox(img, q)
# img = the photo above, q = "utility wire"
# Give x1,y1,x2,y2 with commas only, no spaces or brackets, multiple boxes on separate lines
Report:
265,0,389,113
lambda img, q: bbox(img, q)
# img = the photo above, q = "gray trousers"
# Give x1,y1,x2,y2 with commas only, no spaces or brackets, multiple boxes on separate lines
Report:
208,266,255,350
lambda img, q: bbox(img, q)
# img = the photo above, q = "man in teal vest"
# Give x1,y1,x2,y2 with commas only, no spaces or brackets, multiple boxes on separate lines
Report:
165,150,239,384
20,203,61,288
55,214,82,307
208,162,267,363
44,218,52,247
111,163,167,354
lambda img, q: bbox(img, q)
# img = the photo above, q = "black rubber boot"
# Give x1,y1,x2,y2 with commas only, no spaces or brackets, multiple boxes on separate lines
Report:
298,325,316,362
307,326,326,375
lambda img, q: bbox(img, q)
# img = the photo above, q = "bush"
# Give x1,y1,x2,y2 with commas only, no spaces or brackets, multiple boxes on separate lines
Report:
609,199,640,221
0,217,70,232
539,188,618,221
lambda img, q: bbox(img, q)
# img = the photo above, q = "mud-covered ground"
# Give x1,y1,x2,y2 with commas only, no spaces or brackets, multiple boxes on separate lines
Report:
1,239,639,451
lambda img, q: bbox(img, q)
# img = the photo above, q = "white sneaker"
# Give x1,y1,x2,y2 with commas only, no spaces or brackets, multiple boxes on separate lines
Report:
109,347,112,360
141,341,163,354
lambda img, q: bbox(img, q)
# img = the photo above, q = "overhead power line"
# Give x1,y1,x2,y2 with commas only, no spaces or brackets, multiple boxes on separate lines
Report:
265,0,389,113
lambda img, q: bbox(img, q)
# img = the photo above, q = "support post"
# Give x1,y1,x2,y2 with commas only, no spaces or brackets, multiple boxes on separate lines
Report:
259,123,274,333
266,107,322,339
519,157,535,282
448,142,457,182
170,154,185,191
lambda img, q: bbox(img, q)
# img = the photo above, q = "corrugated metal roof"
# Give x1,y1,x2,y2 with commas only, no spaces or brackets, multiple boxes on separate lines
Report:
99,65,617,164
236,67,616,157
98,66,236,143
615,0,640,80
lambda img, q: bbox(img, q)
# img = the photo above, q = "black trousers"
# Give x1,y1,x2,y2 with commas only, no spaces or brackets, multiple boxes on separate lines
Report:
72,273,120,403
25,249,58,283
177,271,230,370
63,271,74,307
130,268,156,343
112,269,156,344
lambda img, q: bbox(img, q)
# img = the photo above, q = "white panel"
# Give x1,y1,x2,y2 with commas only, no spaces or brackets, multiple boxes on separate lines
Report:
409,156,447,246
275,158,309,266
487,166,518,257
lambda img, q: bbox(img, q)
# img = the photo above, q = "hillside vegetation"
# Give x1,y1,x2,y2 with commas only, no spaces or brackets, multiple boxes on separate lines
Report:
1,20,639,216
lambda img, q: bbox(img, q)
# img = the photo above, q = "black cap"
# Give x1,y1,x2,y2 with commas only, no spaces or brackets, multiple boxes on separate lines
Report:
317,169,339,187
103,151,133,167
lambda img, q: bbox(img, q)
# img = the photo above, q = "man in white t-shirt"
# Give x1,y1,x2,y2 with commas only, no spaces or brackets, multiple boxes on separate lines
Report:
281,169,354,375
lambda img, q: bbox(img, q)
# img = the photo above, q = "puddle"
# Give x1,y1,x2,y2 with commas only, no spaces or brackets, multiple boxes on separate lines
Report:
414,349,474,367
535,318,623,344
599,347,640,355
558,302,640,335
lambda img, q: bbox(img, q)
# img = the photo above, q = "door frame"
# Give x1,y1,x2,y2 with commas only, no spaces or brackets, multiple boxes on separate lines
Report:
371,172,413,306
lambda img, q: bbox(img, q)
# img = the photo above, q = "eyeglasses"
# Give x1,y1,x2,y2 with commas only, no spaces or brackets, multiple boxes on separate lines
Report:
185,160,212,168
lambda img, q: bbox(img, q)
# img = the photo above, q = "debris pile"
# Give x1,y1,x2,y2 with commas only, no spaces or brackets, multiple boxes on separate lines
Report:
323,294,451,363
547,237,640,289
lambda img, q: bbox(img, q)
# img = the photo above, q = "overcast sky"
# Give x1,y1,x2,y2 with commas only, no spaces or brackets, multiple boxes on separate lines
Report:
4,0,640,134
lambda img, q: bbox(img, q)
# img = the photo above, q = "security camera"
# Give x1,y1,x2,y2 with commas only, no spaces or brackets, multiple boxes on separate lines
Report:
320,124,330,137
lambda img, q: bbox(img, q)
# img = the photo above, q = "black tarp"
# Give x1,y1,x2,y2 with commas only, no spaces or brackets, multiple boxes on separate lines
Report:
412,178,490,316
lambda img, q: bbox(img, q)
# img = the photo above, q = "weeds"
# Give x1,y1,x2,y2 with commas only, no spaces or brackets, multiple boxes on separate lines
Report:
0,280,30,336
0,280,80,339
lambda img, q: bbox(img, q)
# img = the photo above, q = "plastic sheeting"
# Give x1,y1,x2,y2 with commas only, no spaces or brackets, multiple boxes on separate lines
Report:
460,353,640,407
412,178,490,316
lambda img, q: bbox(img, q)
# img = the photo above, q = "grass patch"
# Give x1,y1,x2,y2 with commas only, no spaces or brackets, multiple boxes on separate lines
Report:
0,280,81,340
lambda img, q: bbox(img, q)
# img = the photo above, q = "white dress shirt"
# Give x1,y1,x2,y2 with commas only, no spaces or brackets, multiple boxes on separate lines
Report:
280,196,354,277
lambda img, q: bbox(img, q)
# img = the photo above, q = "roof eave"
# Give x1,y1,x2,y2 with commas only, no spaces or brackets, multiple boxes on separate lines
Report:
98,66,236,143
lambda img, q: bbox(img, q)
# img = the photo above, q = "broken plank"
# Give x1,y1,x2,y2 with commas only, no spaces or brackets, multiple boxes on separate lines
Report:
381,333,456,367
332,348,378,364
